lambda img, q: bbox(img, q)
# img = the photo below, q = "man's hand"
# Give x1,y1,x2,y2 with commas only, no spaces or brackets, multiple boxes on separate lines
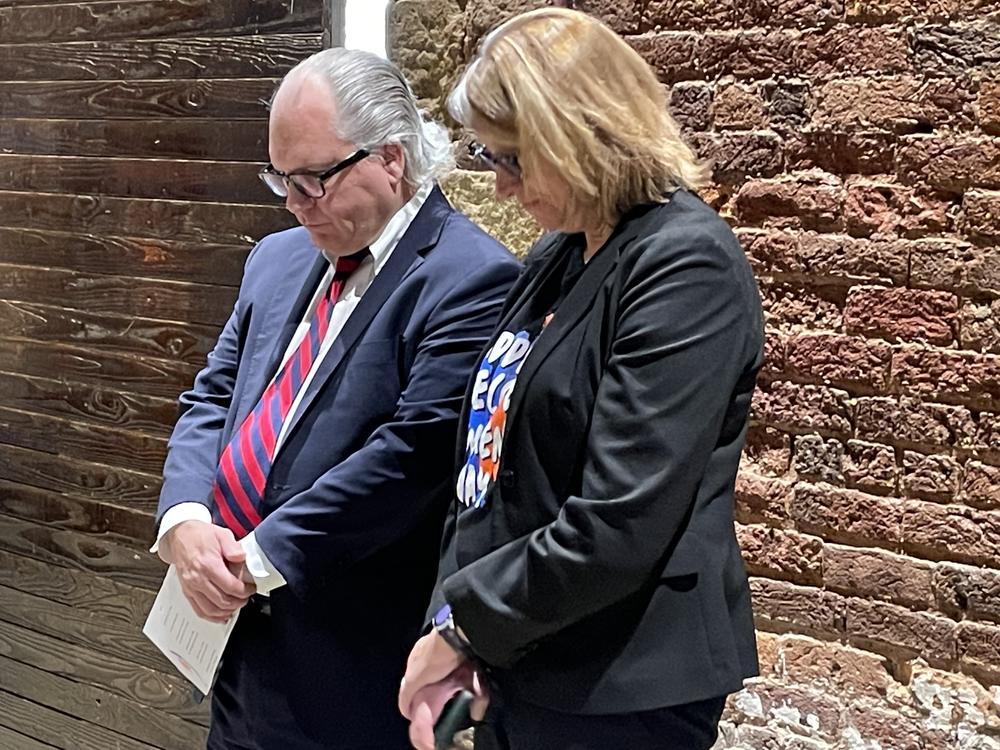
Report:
160,520,256,623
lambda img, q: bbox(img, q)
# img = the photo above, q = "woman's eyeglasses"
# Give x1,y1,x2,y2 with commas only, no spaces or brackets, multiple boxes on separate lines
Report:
259,149,370,198
468,142,522,180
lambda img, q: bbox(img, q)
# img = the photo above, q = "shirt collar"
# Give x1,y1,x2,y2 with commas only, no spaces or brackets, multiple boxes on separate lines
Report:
367,181,434,274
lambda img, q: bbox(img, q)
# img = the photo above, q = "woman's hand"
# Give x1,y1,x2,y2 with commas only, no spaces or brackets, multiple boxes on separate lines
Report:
405,664,490,750
398,631,464,719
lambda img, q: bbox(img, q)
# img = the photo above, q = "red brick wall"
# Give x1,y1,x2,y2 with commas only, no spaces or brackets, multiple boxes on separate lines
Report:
393,0,1000,744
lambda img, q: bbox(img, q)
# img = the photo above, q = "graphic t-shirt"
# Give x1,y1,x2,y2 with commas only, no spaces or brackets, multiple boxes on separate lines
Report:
456,238,588,510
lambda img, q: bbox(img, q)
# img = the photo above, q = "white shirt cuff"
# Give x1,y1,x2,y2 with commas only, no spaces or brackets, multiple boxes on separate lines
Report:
150,502,212,556
240,532,287,596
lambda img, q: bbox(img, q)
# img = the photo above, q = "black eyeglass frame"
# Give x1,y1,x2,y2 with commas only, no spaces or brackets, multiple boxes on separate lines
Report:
259,148,370,198
468,142,522,180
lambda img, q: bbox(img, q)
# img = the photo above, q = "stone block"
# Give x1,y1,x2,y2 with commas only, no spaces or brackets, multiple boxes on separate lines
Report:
815,75,976,133
752,382,852,435
711,82,768,130
824,544,935,610
934,561,1000,624
791,481,901,548
889,346,1000,410
854,396,977,449
897,135,1000,193
785,332,892,389
910,238,1000,297
961,461,1000,510
750,577,847,638
961,301,1000,354
793,434,844,484
844,440,898,495
737,524,824,585
441,170,540,258
963,190,1000,241
734,172,843,232
902,451,962,502
846,598,957,667
842,180,952,239
735,472,794,525
844,286,957,345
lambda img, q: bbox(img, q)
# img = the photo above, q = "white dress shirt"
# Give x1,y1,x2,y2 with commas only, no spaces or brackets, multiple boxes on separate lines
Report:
153,183,433,594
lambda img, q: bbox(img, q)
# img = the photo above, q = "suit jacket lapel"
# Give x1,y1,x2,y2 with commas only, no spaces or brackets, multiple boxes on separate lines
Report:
236,251,329,428
275,186,453,451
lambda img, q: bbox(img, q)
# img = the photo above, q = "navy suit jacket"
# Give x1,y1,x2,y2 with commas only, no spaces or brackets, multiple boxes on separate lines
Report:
156,187,520,748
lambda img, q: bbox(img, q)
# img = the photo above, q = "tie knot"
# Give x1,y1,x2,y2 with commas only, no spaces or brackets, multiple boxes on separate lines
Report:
334,248,370,279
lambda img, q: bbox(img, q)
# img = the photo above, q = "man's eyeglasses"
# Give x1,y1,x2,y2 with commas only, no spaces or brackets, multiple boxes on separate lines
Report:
259,149,370,198
468,142,521,180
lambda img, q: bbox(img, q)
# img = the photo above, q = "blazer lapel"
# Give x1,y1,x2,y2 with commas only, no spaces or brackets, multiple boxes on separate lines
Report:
502,211,653,437
236,252,330,428
275,186,453,450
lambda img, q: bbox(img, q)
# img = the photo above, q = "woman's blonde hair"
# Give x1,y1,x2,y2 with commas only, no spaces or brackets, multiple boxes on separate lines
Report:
448,7,709,229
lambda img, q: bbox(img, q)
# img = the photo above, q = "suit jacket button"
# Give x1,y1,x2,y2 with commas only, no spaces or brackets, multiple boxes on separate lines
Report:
499,469,516,487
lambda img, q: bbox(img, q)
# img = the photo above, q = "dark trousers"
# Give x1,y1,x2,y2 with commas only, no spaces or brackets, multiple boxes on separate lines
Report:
474,694,727,750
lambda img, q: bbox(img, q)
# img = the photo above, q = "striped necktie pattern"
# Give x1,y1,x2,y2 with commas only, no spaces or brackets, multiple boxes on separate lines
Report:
212,250,368,538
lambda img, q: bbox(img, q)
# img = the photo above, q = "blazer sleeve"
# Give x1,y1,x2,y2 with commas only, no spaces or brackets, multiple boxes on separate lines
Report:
440,225,764,668
254,257,519,598
155,244,260,528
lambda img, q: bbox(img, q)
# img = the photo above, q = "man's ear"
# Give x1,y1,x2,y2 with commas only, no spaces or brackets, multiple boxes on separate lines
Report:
381,143,406,186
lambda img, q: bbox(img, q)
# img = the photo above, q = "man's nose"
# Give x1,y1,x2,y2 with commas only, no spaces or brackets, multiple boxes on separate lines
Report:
284,184,312,212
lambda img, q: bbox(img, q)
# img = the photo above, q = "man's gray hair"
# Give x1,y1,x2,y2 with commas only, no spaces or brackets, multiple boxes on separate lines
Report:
281,48,454,186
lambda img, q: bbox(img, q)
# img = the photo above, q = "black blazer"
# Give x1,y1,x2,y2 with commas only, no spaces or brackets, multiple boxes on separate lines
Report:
433,189,763,714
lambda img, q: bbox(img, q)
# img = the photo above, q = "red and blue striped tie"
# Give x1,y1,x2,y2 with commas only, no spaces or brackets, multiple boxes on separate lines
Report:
212,251,367,538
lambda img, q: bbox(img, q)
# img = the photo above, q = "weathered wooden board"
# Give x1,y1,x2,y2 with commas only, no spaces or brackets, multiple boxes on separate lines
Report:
0,689,159,750
0,33,319,80
0,655,206,748
0,190,292,245
0,154,266,203
0,264,237,326
0,118,269,161
0,371,178,436
0,511,164,590
0,0,322,44
0,227,250,286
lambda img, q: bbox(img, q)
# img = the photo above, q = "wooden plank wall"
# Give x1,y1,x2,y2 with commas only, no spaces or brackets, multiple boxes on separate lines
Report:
0,1,324,746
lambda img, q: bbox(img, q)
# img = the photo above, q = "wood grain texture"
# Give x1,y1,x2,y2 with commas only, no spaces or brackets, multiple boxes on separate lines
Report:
0,0,322,43
0,690,158,750
0,227,249,286
0,720,59,750
0,153,266,203
0,478,155,542
0,618,207,723
0,406,168,476
0,441,162,511
0,33,320,81
0,190,292,244
0,78,278,119
0,300,221,367
1,118,269,161
0,264,237,326
0,371,177,436
0,511,163,589
0,582,166,677
0,655,206,748
0,337,199,399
